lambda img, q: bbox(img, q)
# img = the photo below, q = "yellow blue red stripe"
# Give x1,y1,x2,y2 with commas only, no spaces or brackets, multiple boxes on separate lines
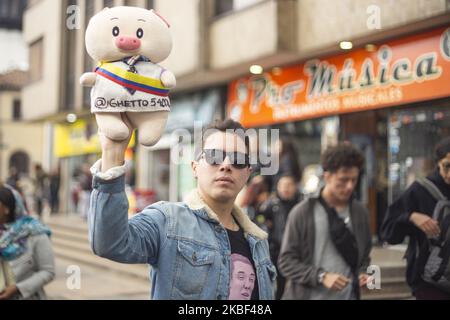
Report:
95,62,169,97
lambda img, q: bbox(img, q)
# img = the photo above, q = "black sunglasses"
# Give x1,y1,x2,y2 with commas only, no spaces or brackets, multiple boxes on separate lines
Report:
199,149,250,169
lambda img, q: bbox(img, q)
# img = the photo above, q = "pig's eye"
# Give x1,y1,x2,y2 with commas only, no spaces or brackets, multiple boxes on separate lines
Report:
112,26,120,37
136,28,144,39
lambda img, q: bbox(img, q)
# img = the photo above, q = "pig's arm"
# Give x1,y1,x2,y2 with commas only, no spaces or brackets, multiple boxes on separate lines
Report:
80,72,97,87
160,69,176,89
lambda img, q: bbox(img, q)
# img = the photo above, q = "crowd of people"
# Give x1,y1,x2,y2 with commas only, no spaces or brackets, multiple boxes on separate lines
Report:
5,164,61,219
87,117,450,300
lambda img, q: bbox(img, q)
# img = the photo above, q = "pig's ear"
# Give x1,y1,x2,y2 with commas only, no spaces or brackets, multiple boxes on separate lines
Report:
150,9,170,28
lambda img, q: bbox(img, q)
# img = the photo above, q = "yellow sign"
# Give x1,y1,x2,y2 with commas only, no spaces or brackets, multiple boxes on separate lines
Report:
54,119,135,157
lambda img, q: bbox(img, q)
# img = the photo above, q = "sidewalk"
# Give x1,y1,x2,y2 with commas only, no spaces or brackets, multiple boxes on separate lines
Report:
42,212,410,300
45,256,150,300
42,212,151,300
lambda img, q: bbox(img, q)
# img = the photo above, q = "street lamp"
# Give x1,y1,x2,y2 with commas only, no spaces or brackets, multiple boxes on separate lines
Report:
66,113,77,123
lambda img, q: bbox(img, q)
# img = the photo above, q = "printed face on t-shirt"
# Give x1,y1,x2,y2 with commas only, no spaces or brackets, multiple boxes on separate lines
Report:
229,254,256,300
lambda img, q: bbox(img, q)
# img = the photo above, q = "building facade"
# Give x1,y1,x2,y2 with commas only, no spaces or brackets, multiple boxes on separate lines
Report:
0,0,45,205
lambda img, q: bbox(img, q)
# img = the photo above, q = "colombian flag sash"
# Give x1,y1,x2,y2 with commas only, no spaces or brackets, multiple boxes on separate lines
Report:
95,62,169,97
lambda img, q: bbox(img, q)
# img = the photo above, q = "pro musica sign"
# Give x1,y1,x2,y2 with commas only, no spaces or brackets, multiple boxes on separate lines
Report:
228,26,450,128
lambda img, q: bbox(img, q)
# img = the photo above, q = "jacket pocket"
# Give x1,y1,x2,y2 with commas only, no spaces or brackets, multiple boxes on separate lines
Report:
264,262,277,283
257,260,277,300
171,240,216,299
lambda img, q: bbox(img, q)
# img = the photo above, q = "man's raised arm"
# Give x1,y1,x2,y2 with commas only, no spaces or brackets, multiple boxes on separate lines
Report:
88,114,164,265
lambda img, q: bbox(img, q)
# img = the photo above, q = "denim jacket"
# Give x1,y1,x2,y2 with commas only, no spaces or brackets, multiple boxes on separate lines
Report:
89,175,276,300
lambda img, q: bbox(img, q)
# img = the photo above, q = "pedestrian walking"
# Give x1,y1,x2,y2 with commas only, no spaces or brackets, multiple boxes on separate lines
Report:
78,164,93,220
48,166,60,214
278,144,372,300
0,185,55,300
238,174,271,224
259,173,301,299
32,164,48,219
269,137,302,191
6,167,20,192
381,137,450,299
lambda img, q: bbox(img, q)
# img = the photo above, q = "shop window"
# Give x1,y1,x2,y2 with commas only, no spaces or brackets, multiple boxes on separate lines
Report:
215,0,233,16
388,105,450,203
270,119,323,194
0,0,26,30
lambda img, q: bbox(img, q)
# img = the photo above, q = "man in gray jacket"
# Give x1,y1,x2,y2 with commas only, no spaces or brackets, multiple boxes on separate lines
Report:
278,144,372,300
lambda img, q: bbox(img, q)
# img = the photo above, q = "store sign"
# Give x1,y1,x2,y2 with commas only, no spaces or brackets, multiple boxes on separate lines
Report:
228,26,450,127
54,119,135,157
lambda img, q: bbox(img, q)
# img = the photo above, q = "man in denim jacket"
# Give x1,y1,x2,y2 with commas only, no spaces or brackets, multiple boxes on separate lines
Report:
88,118,276,300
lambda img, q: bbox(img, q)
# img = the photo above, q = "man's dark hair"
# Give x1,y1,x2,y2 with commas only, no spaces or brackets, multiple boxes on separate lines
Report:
321,143,365,173
0,186,16,223
435,137,450,163
202,118,250,154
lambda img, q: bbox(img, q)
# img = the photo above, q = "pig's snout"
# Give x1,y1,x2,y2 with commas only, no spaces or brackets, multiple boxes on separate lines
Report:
115,36,141,51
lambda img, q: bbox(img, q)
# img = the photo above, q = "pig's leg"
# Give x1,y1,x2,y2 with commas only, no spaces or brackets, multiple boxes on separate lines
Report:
95,112,130,141
127,111,169,146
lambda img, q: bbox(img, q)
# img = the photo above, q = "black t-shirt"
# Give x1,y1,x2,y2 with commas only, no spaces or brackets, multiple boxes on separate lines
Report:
226,227,259,300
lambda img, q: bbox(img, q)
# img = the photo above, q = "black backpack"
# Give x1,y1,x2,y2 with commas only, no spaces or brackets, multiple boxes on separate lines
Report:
416,178,450,292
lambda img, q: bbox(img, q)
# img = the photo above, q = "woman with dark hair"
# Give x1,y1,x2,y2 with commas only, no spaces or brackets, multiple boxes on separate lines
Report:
382,137,450,299
0,185,54,300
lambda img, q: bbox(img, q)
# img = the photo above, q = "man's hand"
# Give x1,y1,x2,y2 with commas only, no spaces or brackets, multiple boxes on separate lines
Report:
251,175,264,184
359,273,370,288
99,113,133,172
409,212,440,238
0,285,18,300
322,273,350,291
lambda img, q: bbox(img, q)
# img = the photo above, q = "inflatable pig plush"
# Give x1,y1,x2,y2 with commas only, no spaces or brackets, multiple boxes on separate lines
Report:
80,6,175,146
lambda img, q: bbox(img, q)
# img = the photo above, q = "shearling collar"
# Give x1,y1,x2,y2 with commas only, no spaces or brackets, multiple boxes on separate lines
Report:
184,189,268,240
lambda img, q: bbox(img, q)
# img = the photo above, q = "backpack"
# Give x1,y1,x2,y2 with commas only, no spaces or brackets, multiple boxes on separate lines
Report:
416,178,450,292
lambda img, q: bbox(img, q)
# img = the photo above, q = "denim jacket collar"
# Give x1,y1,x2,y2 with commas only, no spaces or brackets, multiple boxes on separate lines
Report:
184,189,268,241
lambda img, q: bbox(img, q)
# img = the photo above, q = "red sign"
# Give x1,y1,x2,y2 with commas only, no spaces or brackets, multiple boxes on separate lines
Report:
227,26,450,127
